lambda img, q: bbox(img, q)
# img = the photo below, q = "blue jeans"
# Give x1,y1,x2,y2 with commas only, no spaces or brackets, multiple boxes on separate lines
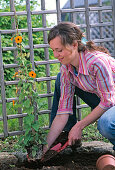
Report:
50,73,115,150
97,106,115,150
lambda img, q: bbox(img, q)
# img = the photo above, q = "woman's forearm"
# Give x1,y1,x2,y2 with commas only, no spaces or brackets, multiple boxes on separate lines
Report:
46,114,69,150
68,105,107,146
80,105,107,130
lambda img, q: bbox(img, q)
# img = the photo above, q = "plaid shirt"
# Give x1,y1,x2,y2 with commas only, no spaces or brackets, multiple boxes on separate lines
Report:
57,50,115,115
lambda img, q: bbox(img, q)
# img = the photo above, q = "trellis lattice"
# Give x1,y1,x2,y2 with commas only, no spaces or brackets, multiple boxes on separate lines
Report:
0,0,115,138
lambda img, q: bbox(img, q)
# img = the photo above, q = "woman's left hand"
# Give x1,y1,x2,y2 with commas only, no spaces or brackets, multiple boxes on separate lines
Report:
68,121,82,146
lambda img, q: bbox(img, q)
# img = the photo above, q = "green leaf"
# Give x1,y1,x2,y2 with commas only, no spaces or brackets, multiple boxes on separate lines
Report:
18,80,23,87
25,127,31,135
24,115,34,126
19,92,25,102
32,149,36,157
32,122,39,132
38,139,42,144
23,134,31,145
18,135,24,144
26,107,34,114
23,98,30,108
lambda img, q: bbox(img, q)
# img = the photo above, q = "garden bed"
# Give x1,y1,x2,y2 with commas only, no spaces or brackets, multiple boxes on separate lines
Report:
0,141,114,170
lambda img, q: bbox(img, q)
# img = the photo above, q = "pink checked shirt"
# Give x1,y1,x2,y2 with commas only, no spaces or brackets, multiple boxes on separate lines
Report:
57,50,115,115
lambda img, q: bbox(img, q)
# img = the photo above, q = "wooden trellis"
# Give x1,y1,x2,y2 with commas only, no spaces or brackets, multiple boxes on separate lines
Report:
0,0,115,138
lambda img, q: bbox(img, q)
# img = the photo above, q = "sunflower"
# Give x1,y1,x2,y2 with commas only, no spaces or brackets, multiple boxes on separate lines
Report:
29,71,36,78
15,36,22,43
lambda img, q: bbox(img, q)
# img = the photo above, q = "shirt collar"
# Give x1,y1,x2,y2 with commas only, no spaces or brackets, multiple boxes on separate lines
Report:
79,51,89,75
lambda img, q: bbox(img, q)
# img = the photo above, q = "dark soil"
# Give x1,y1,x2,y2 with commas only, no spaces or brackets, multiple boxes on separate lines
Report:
15,142,114,170
0,132,114,170
17,149,99,170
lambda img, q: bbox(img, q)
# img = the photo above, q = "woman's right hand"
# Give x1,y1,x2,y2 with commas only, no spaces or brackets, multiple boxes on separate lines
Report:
43,144,49,154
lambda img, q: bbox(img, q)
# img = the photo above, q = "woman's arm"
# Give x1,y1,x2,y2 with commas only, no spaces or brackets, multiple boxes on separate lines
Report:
43,113,69,153
68,105,107,145
43,66,75,153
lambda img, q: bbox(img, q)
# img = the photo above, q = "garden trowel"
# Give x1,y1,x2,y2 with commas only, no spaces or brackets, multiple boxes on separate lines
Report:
41,140,69,162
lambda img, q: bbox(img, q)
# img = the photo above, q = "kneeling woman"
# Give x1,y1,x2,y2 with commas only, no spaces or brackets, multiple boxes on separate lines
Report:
43,22,115,154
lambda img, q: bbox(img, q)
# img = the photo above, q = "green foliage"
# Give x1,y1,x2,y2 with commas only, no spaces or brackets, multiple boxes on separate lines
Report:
18,114,47,150
0,1,45,82
8,34,47,158
0,0,39,10
0,136,23,152
82,122,109,143
0,1,58,151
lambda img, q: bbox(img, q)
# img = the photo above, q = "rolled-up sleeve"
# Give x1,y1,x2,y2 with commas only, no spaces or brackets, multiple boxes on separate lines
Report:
94,59,115,109
57,65,75,115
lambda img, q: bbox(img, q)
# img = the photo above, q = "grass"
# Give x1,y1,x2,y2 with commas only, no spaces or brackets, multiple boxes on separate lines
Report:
80,100,109,143
0,136,25,153
82,122,109,143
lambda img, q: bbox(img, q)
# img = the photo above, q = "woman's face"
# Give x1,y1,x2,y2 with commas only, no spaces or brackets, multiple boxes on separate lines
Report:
49,36,78,66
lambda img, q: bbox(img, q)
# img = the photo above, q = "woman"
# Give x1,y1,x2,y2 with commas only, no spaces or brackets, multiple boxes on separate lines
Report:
43,22,115,153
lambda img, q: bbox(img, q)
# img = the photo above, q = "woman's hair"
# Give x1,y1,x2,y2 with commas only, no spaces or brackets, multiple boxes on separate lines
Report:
48,22,110,55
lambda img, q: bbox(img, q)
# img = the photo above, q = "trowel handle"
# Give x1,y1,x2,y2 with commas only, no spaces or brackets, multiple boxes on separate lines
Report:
58,141,69,152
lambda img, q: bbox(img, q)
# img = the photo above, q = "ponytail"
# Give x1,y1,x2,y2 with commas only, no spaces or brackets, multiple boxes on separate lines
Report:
78,40,110,55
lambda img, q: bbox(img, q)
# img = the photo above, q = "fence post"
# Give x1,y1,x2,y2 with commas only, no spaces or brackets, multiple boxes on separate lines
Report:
10,0,18,62
26,0,39,119
0,32,8,138
41,0,52,123
98,0,104,46
10,0,23,131
70,0,76,23
26,0,35,70
56,0,61,23
85,0,90,40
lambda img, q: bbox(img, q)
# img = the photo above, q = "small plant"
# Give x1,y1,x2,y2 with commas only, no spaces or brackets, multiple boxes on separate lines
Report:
10,31,47,159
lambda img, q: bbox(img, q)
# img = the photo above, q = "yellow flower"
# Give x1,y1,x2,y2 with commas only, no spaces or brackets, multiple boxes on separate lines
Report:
13,100,15,107
29,71,36,78
15,36,22,43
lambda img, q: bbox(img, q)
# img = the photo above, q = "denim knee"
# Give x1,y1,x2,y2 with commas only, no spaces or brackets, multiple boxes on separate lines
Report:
97,106,115,140
98,117,113,139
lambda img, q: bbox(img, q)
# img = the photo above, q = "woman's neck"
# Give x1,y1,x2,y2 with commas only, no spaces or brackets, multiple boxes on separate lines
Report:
71,52,79,71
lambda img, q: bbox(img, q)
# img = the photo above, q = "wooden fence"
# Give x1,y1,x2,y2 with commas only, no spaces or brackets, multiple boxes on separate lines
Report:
0,0,115,138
